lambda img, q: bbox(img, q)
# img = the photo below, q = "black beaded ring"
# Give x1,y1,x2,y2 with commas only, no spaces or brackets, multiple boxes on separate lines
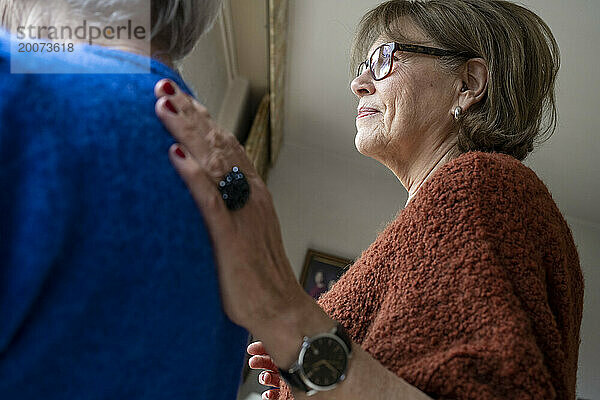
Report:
218,166,250,211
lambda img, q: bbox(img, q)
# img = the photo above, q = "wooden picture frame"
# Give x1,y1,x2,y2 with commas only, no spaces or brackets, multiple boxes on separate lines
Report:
269,0,288,166
300,249,352,300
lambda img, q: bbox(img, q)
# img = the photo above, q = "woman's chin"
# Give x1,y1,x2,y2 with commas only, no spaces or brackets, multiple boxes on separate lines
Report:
354,131,378,158
354,133,367,155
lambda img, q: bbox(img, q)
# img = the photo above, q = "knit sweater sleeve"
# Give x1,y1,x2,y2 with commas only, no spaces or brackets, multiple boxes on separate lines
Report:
316,245,393,345
395,232,557,400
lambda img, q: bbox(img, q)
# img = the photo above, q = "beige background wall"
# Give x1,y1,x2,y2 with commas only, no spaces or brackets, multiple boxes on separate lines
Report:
181,24,229,115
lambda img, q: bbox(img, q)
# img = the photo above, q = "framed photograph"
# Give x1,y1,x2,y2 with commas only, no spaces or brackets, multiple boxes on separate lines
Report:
300,249,352,300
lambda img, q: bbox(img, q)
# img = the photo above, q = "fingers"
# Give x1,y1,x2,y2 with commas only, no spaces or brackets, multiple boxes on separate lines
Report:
155,80,215,163
155,80,258,183
246,342,281,398
155,95,211,161
155,79,208,117
247,341,268,356
259,370,281,388
248,355,278,372
154,78,175,98
154,79,215,150
167,144,231,233
262,389,280,400
248,341,279,377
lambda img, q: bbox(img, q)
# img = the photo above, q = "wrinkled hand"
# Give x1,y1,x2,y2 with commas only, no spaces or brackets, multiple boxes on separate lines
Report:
248,341,281,400
153,79,304,333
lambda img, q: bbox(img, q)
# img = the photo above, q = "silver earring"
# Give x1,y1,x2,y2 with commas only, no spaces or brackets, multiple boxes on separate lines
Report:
453,106,463,121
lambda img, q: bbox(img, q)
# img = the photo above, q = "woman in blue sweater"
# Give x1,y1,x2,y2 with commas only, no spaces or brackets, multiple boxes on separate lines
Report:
0,1,247,399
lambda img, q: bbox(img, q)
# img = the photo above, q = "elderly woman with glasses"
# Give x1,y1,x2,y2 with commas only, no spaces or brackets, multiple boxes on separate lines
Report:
0,1,250,399
154,0,583,399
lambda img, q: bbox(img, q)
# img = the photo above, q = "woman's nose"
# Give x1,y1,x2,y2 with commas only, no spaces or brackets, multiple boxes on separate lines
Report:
351,72,375,97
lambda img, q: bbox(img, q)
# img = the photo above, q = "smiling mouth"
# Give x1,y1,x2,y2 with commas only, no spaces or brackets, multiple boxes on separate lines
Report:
357,107,380,119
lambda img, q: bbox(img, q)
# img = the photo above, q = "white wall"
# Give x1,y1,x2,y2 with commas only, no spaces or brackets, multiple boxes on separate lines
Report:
229,0,269,109
567,217,600,399
179,1,267,141
268,141,406,274
180,24,229,115
267,142,599,399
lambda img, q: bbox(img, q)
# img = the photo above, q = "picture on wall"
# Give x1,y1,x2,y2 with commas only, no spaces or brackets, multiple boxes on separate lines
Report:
300,249,353,300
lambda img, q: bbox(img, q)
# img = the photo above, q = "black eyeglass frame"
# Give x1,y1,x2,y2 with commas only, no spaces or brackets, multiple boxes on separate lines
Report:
357,42,470,81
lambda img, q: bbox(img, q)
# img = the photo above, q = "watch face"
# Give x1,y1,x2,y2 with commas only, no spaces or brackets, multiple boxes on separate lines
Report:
301,335,348,388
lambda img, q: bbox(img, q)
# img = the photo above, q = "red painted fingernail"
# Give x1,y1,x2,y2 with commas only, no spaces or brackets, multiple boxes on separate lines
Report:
163,81,175,95
165,100,177,114
175,147,186,159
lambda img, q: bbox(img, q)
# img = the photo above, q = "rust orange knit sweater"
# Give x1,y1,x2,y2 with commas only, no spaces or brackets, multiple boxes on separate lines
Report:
280,151,583,400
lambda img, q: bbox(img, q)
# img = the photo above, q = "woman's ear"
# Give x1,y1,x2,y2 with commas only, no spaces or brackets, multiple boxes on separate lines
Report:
457,58,488,112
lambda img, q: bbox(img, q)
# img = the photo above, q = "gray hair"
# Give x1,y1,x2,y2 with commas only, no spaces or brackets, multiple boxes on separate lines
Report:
1,0,223,60
150,0,222,61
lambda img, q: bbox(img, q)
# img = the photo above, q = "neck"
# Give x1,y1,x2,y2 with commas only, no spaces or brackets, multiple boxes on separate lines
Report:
395,138,459,205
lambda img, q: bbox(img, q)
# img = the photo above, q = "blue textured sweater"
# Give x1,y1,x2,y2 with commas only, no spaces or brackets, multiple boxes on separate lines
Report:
0,31,248,399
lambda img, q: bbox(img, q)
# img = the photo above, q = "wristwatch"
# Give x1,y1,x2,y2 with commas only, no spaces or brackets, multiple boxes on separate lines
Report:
278,323,352,396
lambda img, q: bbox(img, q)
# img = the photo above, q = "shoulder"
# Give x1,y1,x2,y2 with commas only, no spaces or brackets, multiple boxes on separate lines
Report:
0,30,187,96
0,40,189,132
402,151,562,237
438,150,539,189
0,37,191,179
417,151,549,208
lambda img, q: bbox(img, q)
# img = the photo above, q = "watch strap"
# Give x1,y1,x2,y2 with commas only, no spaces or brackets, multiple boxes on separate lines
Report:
278,365,310,393
335,323,352,353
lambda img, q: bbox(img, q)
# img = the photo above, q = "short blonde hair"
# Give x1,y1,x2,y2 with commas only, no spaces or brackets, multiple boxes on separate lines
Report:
352,0,560,161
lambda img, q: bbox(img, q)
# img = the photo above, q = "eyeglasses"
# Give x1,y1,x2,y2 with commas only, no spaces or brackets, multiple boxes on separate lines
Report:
357,42,467,81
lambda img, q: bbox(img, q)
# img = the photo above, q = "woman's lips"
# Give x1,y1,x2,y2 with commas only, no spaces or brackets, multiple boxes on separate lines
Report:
357,107,380,119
